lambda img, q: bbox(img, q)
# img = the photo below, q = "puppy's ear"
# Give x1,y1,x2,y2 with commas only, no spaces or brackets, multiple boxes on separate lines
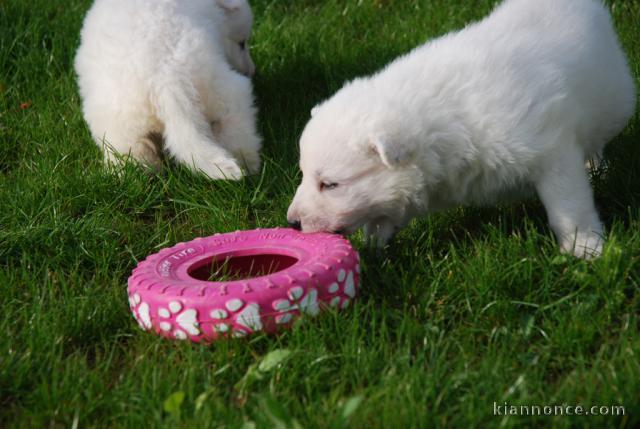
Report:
217,0,242,11
370,135,410,168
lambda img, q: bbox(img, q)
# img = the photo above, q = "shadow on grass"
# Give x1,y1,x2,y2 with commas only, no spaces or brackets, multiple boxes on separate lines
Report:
252,49,408,166
595,113,640,225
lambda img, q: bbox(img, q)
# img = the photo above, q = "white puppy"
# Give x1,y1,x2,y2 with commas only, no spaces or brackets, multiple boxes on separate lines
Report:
288,0,636,258
75,0,261,179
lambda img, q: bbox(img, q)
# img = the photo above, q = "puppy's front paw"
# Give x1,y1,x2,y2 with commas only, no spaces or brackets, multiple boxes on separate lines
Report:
560,231,604,260
199,157,245,180
363,220,396,248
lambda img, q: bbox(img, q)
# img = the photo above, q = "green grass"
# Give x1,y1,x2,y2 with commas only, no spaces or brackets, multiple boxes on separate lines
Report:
1,0,639,427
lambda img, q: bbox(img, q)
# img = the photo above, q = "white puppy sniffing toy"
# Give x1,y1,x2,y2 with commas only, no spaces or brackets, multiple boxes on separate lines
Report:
75,0,261,179
287,0,636,259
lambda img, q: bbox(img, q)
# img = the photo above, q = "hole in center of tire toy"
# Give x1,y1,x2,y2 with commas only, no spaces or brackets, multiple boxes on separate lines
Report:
188,251,299,282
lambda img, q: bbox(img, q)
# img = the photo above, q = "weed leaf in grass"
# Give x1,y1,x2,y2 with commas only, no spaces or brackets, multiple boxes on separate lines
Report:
194,391,208,412
258,348,292,372
236,349,292,398
332,395,364,429
341,395,364,420
163,391,185,419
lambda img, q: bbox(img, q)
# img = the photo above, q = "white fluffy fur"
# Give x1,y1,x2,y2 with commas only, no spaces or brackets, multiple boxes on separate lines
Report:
75,0,261,179
288,0,636,258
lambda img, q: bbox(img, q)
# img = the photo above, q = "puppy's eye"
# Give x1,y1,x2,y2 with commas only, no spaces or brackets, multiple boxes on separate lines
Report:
239,40,246,50
320,182,339,191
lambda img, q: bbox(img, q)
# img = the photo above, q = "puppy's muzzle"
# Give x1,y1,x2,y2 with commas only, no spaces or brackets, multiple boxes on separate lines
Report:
287,219,302,230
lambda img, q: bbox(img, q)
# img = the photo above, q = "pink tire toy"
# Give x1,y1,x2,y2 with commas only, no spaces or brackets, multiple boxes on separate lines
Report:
127,228,360,342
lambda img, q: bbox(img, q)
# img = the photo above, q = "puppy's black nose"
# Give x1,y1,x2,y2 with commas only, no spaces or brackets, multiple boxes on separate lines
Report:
288,220,302,231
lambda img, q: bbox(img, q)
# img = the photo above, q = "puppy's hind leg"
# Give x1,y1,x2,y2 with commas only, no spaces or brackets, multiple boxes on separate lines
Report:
152,73,244,180
200,70,262,175
534,141,604,259
89,110,162,171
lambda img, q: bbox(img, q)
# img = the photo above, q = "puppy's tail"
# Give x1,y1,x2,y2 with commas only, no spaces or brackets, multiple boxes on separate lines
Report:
151,73,243,179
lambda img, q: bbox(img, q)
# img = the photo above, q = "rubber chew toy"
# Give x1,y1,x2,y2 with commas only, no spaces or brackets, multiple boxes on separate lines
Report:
127,228,360,342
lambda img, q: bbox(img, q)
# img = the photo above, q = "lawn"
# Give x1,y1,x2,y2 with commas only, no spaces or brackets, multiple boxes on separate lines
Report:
1,0,639,427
